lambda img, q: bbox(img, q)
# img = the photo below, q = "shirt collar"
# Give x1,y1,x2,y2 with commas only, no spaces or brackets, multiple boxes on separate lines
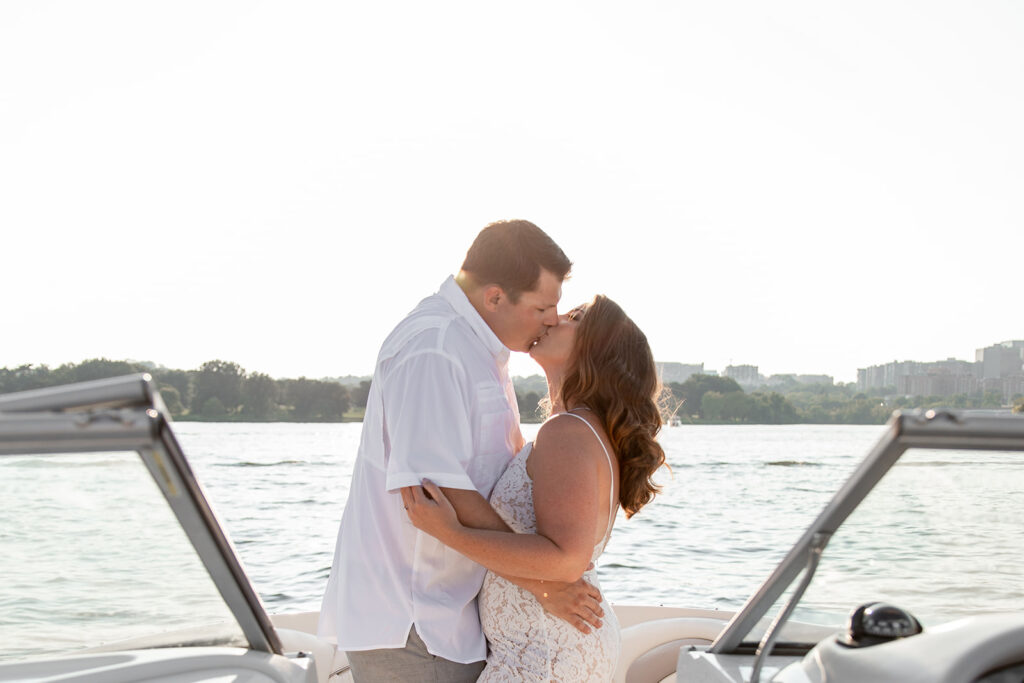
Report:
438,275,510,365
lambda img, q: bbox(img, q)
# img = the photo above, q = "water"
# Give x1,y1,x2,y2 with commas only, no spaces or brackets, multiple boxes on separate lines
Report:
166,423,879,614
2,422,1022,661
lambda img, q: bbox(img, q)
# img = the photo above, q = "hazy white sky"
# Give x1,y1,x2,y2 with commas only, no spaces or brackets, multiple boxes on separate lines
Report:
2,1,1021,384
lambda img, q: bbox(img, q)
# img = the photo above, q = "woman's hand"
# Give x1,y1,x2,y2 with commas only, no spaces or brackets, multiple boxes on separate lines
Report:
401,479,462,540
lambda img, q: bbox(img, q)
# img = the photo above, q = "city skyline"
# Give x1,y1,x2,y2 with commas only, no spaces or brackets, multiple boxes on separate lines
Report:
6,336,1021,388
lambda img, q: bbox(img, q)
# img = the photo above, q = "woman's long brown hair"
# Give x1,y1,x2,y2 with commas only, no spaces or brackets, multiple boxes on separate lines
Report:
558,295,667,518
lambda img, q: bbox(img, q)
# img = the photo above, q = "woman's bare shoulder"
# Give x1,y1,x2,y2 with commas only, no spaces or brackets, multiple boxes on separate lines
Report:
532,413,605,464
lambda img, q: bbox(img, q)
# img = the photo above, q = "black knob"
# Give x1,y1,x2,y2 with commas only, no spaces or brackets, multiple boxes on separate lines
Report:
840,602,922,647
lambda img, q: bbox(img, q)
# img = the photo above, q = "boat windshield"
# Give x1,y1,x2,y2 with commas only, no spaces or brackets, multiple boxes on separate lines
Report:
714,412,1024,652
0,375,280,663
778,445,1022,634
0,449,248,662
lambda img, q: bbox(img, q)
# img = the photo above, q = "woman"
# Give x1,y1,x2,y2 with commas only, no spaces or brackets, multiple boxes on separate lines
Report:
403,294,667,681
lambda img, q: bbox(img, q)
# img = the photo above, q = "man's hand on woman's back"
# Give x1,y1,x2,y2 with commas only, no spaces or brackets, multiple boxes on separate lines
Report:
520,575,604,634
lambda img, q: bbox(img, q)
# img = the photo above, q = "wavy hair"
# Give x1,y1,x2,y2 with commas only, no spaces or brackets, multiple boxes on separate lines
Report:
558,295,667,518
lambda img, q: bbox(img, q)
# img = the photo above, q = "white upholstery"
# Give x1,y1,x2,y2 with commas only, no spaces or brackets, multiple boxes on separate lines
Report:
276,628,339,683
614,617,725,683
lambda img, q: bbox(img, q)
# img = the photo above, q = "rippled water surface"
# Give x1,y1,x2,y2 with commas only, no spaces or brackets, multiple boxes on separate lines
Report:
2,421,1022,660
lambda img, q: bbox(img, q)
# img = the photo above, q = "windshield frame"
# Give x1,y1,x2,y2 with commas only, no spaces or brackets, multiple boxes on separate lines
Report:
709,409,1024,654
0,374,283,656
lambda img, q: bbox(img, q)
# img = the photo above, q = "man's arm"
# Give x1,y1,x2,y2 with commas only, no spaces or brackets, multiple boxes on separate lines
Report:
383,350,603,628
438,486,604,632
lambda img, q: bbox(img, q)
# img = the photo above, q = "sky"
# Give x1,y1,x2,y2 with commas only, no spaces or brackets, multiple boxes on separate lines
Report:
1,1,1021,384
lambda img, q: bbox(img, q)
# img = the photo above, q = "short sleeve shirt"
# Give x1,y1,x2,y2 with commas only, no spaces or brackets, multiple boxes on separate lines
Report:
317,277,523,663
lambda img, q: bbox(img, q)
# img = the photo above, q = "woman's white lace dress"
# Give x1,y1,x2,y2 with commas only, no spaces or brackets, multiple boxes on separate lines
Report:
478,413,620,682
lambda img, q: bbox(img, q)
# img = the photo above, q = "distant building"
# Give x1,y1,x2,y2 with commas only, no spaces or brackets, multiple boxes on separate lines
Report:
858,340,1024,402
1005,375,1024,400
765,374,796,387
766,374,834,387
858,359,972,393
857,361,931,391
897,372,978,397
724,364,763,387
656,362,705,384
976,342,1024,379
795,374,833,386
859,358,979,396
976,341,1024,402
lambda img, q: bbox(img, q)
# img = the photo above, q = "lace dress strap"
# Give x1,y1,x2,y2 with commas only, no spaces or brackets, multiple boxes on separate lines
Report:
551,411,618,541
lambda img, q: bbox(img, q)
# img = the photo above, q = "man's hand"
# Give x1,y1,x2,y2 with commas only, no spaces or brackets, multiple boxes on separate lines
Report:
401,480,462,540
524,576,604,634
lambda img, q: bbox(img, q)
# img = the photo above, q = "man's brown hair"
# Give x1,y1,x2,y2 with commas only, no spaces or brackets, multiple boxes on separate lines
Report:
461,220,572,302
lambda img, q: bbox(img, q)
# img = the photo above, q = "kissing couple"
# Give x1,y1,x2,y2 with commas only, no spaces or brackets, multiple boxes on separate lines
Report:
318,219,666,682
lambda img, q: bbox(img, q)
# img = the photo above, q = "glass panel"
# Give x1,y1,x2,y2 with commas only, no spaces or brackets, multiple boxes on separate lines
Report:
599,424,877,610
0,451,246,662
776,447,1024,637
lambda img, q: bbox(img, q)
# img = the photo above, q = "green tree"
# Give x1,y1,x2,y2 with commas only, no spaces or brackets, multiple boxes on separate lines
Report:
1014,397,1024,414
243,372,278,419
701,391,753,422
724,391,759,422
751,392,799,424
838,398,889,424
287,378,350,420
982,391,1004,408
159,385,185,416
318,382,351,420
671,374,743,419
154,369,194,411
60,358,143,383
351,380,372,409
699,391,722,420
194,360,246,414
201,396,228,417
0,364,53,393
517,390,543,422
513,374,549,396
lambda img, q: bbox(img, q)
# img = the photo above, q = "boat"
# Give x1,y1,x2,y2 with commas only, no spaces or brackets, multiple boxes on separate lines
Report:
1,374,1023,682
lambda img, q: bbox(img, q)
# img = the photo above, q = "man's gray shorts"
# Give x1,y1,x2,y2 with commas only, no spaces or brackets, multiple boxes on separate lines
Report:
345,626,485,682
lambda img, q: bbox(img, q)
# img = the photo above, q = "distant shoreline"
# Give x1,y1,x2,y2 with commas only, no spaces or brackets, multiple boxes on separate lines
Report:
5,359,1020,424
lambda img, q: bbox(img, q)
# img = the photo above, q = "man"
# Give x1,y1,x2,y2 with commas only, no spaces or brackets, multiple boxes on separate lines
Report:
318,220,604,682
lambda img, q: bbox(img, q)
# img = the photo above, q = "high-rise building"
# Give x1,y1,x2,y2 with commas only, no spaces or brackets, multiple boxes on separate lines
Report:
858,340,1024,401
725,364,763,387
976,342,1024,379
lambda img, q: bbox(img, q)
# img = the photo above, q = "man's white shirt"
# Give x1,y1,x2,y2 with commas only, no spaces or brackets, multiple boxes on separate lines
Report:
317,276,523,663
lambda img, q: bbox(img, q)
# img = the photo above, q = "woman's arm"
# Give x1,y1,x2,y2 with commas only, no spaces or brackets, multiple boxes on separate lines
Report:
402,417,603,583
422,484,604,632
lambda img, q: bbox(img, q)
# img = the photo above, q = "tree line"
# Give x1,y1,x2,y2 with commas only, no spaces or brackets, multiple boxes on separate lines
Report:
0,358,546,422
2,361,1018,424
0,359,356,422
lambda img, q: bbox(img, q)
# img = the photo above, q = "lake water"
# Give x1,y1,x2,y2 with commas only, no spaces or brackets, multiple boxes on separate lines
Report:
2,421,1023,661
